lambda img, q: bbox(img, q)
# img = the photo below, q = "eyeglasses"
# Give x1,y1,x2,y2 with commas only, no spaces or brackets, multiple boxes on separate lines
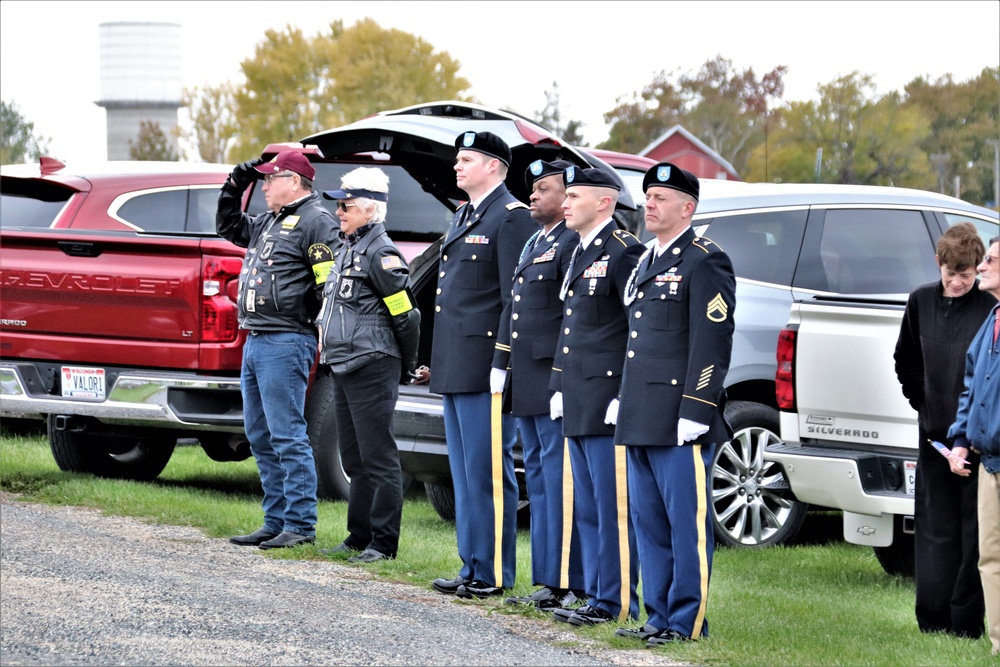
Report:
985,255,999,266
336,202,359,212
263,173,295,184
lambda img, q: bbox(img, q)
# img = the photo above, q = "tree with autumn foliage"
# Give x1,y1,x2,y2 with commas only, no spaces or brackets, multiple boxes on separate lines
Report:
128,120,178,161
904,67,999,205
599,56,787,176
181,82,238,164
223,19,471,162
746,73,932,188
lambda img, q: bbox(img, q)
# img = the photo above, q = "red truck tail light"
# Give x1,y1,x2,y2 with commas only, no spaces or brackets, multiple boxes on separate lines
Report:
775,327,797,411
201,255,242,342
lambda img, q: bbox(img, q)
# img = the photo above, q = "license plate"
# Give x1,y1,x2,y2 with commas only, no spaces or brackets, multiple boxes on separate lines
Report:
904,460,917,495
61,366,106,400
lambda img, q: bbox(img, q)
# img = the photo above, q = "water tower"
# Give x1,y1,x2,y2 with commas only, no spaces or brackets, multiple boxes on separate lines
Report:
95,22,182,160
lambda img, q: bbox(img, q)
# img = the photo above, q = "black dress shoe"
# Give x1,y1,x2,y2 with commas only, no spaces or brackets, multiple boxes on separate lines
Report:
432,576,467,595
258,531,315,550
320,541,359,556
506,586,586,611
546,588,585,611
505,586,555,606
348,548,392,563
646,629,692,647
615,624,660,641
455,580,506,599
551,605,581,622
229,528,279,546
566,604,615,626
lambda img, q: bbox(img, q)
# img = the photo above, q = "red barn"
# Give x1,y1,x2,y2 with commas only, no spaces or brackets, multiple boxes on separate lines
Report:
639,125,741,181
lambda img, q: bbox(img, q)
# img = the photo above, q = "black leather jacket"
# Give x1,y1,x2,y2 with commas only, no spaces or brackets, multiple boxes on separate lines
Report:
318,222,420,375
217,183,340,335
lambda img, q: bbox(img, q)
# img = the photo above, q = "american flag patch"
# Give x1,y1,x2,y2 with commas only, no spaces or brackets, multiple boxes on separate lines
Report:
381,255,403,270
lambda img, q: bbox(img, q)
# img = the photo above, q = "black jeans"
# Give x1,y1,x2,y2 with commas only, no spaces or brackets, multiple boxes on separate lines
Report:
330,355,403,557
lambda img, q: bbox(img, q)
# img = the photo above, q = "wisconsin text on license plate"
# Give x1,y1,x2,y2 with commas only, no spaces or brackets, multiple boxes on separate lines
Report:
61,366,106,400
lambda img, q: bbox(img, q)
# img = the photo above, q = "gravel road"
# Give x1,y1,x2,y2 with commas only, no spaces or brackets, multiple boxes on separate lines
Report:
0,494,682,666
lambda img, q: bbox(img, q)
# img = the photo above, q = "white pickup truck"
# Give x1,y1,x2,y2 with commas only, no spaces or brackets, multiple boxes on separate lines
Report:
769,296,918,575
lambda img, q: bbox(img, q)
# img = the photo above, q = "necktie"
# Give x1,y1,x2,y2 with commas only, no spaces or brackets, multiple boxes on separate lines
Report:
460,204,474,227
993,308,999,345
447,204,473,243
559,243,582,301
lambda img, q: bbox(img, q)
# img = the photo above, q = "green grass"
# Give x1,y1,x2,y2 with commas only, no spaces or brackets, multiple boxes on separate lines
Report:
1,425,995,665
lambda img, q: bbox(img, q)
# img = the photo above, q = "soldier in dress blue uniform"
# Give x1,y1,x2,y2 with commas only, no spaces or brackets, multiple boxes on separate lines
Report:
498,159,586,611
429,131,537,599
548,166,644,627
614,163,736,647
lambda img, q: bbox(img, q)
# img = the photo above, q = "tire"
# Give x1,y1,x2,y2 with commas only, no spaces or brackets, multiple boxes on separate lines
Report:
425,482,456,522
304,370,351,501
712,400,808,548
873,516,915,577
47,415,175,482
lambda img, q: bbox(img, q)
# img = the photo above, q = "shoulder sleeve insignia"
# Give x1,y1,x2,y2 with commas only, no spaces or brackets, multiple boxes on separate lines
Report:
309,244,334,263
380,255,403,270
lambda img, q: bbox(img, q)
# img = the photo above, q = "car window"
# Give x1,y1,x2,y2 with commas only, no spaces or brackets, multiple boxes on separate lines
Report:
187,187,223,233
700,209,807,287
248,163,454,244
794,208,939,294
943,212,1000,248
116,190,188,233
0,179,73,228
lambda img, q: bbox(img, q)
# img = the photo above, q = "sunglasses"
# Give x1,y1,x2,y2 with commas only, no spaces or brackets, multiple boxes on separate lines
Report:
336,202,359,212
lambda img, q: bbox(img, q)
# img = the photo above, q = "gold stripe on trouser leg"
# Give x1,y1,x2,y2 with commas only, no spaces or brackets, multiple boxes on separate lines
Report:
615,445,631,621
491,392,504,588
691,444,709,638
559,437,574,590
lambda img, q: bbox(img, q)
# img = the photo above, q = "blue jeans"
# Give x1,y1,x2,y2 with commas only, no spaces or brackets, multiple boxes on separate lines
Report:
242,330,318,537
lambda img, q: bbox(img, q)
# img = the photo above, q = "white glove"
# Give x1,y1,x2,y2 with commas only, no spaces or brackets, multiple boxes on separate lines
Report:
550,392,564,420
604,398,620,425
490,368,507,394
677,418,709,446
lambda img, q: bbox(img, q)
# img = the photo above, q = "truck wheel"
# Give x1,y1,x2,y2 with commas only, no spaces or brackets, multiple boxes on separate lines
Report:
47,415,175,482
304,370,351,501
425,482,456,522
713,401,808,548
873,516,915,577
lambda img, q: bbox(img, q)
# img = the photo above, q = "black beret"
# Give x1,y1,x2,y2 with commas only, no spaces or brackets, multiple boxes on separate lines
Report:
562,165,621,191
642,162,699,201
524,159,575,190
455,130,512,167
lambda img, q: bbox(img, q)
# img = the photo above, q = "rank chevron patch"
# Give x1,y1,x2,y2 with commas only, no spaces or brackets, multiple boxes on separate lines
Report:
707,294,729,322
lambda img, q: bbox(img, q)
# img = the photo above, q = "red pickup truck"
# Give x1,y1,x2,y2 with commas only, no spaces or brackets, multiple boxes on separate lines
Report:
0,159,247,477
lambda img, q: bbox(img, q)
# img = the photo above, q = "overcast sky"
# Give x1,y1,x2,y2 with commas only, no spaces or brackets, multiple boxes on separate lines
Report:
1,0,997,163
